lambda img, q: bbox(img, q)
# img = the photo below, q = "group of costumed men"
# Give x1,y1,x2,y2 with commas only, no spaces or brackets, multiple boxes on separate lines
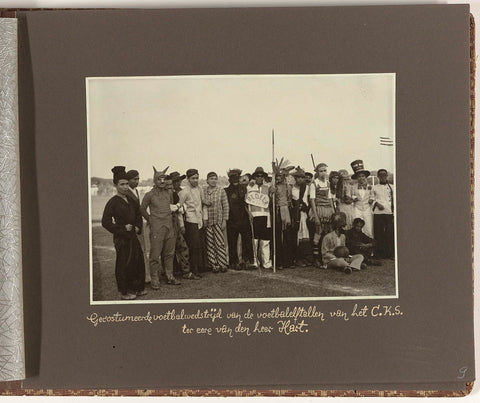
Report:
101,159,395,300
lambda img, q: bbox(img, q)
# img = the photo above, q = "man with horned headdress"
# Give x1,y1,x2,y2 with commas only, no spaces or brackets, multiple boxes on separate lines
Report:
140,166,180,289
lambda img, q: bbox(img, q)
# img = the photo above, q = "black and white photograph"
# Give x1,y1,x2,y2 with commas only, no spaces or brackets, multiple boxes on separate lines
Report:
87,74,397,304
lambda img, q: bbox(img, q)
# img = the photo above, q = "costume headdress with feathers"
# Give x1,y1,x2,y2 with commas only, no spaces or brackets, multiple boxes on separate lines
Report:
271,157,292,229
271,157,295,178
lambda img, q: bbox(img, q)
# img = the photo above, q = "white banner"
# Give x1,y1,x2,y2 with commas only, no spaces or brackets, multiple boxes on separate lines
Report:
246,191,270,209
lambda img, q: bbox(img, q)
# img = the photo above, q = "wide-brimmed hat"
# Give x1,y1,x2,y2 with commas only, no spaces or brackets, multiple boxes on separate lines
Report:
350,160,370,180
170,171,186,182
252,166,268,178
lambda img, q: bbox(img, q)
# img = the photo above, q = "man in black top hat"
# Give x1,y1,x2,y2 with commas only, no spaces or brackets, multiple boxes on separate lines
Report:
350,159,374,238
224,169,254,270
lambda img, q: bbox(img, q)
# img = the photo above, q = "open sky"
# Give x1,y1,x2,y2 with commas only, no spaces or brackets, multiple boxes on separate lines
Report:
87,74,395,179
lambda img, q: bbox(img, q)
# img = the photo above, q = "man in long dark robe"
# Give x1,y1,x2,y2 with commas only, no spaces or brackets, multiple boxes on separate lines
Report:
224,169,254,270
126,169,151,284
102,166,146,300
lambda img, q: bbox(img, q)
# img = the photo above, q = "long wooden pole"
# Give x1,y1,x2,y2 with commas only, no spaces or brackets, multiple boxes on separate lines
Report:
272,129,276,273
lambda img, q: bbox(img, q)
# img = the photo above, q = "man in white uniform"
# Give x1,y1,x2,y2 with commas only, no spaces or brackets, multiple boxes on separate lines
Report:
350,160,374,238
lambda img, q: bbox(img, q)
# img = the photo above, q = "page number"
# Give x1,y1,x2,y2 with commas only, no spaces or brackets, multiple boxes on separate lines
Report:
457,366,468,379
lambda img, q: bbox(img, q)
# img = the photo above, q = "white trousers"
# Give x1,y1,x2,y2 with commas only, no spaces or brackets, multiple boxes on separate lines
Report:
253,239,272,269
353,208,373,238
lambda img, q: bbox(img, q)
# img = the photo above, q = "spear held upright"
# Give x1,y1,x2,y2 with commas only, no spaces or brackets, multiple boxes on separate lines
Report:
272,129,276,273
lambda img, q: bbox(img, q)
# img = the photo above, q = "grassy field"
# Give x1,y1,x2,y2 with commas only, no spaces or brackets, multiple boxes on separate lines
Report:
91,224,396,302
91,195,112,222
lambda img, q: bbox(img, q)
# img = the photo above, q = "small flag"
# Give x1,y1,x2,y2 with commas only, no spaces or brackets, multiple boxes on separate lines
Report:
380,136,394,146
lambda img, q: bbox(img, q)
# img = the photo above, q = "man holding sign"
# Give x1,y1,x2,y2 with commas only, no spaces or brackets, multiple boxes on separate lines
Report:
246,167,273,269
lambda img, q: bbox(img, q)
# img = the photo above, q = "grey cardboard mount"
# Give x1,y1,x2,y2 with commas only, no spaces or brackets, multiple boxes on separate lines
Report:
3,5,475,394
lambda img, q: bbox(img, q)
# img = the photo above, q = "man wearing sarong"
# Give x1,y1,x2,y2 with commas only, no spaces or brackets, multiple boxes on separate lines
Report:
203,172,230,273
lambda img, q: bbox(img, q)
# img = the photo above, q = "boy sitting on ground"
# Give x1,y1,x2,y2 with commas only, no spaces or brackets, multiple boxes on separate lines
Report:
321,214,364,274
345,218,381,266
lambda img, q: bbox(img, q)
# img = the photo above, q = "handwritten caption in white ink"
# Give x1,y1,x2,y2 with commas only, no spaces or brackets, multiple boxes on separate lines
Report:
86,304,403,337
